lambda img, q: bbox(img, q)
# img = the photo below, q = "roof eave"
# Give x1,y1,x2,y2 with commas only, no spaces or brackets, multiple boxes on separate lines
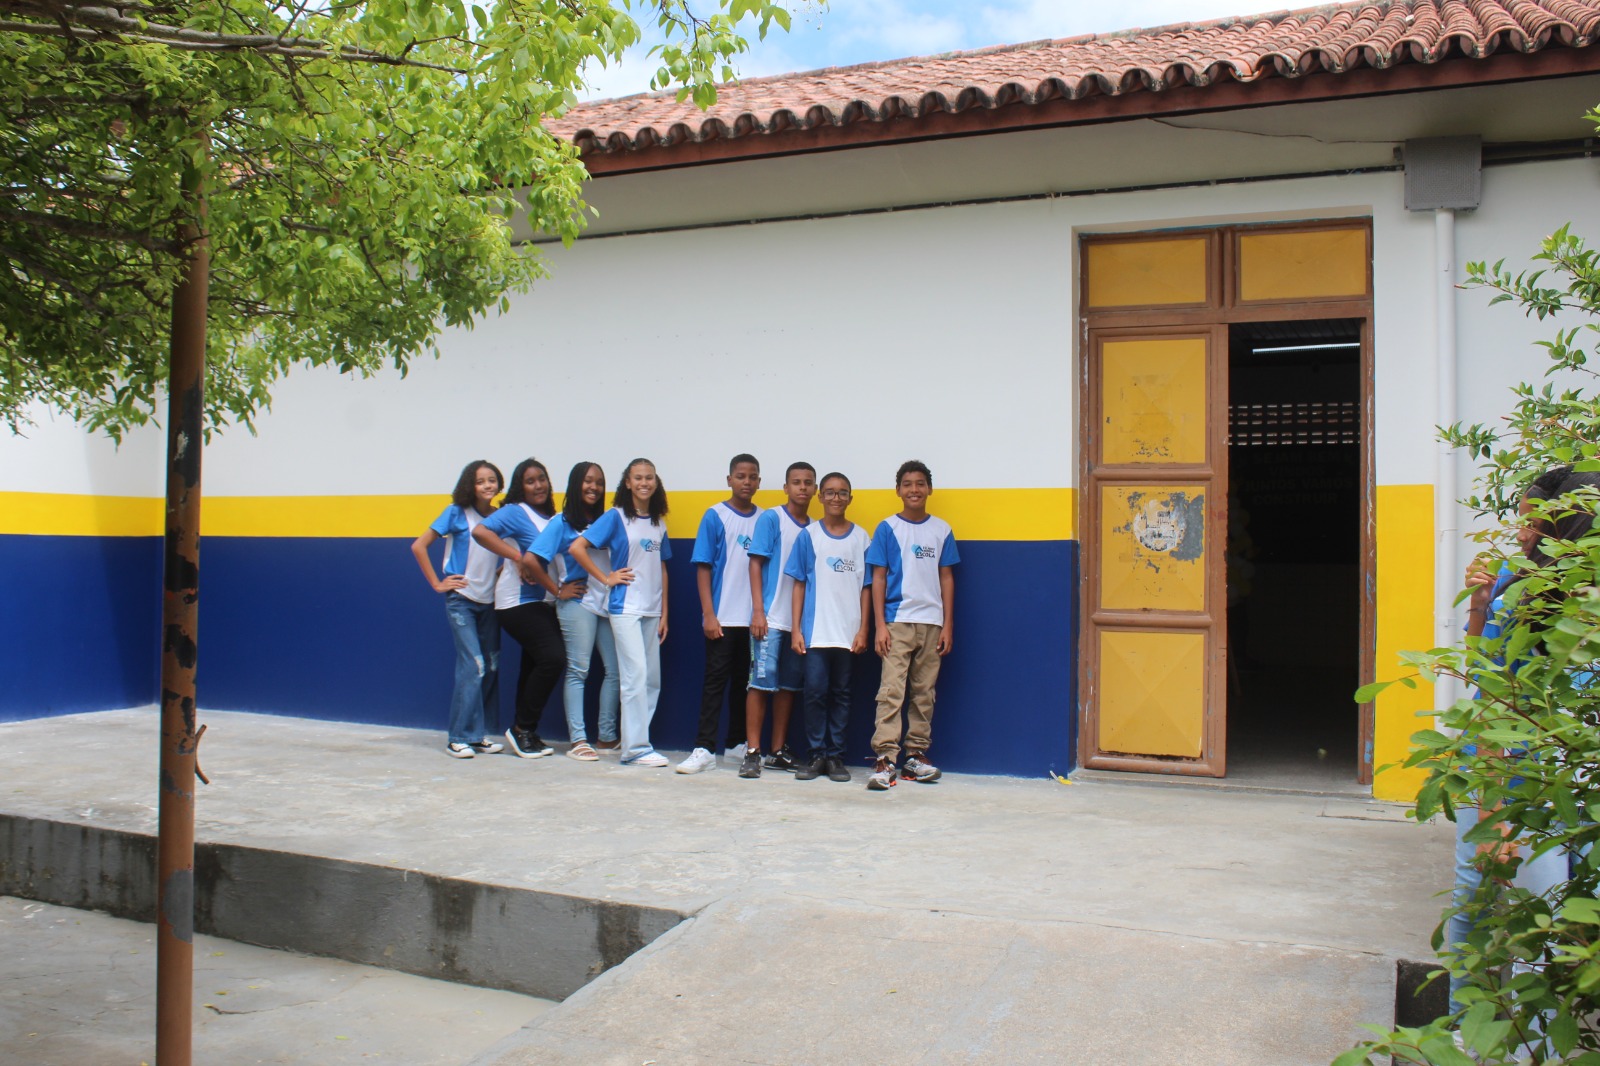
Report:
576,45,1600,178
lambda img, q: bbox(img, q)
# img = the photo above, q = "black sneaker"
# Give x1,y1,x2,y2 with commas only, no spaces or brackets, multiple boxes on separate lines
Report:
738,750,763,778
794,756,824,781
823,756,851,783
505,728,552,759
763,746,800,773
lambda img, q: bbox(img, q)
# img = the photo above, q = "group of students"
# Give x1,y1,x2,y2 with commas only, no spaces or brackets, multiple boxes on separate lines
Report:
410,455,959,791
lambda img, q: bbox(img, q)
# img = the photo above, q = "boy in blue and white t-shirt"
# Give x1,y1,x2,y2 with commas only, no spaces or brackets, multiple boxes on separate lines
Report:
739,461,817,778
865,460,959,791
784,471,870,783
677,453,762,775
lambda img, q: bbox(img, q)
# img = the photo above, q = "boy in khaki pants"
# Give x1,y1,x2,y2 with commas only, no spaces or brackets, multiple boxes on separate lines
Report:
864,460,959,790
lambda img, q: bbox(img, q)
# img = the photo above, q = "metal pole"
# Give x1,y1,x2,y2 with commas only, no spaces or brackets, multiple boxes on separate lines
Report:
155,174,208,1066
1434,206,1459,715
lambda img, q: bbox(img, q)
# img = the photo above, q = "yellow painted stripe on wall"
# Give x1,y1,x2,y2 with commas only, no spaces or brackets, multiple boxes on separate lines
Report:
1372,483,1434,803
2,488,1079,541
0,492,163,537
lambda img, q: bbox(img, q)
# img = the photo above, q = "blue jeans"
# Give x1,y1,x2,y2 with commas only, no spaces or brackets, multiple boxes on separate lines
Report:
557,600,619,744
1446,802,1569,1013
803,646,852,760
444,592,499,744
749,629,805,693
610,613,662,763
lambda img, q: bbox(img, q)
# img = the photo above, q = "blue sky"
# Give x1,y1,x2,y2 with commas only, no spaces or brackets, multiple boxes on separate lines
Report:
579,0,1249,100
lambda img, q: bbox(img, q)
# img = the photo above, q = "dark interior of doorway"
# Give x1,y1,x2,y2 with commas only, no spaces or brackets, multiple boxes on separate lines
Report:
1226,319,1362,791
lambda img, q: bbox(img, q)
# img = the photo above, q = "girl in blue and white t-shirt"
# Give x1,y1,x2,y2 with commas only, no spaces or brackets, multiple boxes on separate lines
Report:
410,459,505,759
570,458,673,767
471,458,563,761
528,462,620,761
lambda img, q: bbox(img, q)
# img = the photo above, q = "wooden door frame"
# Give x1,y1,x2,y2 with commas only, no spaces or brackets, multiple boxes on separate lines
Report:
1078,220,1377,784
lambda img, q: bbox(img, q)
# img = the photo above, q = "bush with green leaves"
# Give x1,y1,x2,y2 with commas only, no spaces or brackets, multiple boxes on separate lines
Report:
1337,223,1600,1065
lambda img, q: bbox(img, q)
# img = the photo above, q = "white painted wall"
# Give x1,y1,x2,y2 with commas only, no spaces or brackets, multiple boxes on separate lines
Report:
5,111,1599,500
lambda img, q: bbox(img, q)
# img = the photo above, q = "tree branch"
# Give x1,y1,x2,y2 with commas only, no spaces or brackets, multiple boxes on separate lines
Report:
0,207,184,252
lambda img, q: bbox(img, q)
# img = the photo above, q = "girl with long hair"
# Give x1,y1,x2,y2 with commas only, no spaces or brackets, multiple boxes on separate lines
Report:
411,460,505,758
472,458,564,759
528,462,620,760
570,459,672,766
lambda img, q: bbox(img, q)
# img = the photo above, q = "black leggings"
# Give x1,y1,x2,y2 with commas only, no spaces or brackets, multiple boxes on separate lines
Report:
496,601,564,734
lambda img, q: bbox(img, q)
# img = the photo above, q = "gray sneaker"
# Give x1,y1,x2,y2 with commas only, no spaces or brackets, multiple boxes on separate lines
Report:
738,750,763,779
823,756,851,782
867,758,897,791
901,753,941,783
795,756,824,781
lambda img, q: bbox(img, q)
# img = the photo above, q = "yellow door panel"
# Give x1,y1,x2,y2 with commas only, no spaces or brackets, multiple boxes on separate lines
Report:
1100,338,1208,465
1099,485,1206,612
1238,228,1368,302
1086,238,1208,308
1098,629,1206,758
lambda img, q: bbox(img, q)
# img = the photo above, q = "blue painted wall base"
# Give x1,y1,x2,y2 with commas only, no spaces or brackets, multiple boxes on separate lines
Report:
2,535,1080,778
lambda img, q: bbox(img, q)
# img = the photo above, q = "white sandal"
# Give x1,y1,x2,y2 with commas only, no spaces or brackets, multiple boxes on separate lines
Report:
568,741,599,761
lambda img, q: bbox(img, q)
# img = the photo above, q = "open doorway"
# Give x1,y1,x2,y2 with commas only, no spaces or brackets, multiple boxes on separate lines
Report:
1226,319,1362,790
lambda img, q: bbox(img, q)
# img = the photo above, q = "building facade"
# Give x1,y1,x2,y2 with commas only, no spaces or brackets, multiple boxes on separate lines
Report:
6,1,1600,798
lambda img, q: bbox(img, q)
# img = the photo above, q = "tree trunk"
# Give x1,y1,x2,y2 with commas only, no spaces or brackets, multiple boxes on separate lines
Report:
155,188,207,1066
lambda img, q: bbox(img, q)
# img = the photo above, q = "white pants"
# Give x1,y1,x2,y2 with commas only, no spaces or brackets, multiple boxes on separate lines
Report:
610,613,661,762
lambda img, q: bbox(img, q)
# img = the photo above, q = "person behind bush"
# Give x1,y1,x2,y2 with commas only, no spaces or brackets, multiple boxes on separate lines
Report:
741,461,817,778
678,453,762,774
1449,465,1600,1015
570,459,673,768
472,458,563,761
410,459,506,759
528,462,621,761
864,460,959,791
785,471,871,783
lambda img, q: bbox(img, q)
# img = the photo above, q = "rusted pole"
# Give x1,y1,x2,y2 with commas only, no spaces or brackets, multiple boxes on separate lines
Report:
155,173,208,1066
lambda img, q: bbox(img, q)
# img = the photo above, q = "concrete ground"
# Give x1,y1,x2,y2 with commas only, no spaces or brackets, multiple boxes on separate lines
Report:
0,896,551,1066
1,709,1455,1065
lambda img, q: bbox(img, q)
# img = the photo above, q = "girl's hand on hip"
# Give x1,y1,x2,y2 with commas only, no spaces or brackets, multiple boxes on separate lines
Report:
558,579,587,601
605,567,635,587
435,575,467,593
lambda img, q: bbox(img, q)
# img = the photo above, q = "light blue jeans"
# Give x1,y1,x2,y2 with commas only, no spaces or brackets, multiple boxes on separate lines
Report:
557,599,619,744
444,592,499,745
610,613,662,763
1447,802,1570,1013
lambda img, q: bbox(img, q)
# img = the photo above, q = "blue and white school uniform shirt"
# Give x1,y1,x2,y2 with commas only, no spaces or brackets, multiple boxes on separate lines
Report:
581,508,673,617
749,507,810,633
429,504,501,605
784,522,871,649
690,502,762,627
865,514,960,626
530,515,606,617
479,503,553,611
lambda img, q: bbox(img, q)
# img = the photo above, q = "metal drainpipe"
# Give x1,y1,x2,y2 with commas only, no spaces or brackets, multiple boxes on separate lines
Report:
1434,206,1458,716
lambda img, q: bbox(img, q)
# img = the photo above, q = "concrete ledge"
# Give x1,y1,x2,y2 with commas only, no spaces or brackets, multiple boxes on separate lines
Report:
0,814,685,1001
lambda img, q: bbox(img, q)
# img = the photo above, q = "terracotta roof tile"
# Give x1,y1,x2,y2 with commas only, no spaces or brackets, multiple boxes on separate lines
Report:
551,0,1600,155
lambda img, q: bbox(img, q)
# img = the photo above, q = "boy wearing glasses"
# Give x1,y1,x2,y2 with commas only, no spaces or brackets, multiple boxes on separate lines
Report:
864,460,959,790
785,472,871,782
739,462,816,778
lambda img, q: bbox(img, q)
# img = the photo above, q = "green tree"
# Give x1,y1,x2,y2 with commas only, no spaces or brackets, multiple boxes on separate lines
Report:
1337,220,1600,1066
0,0,796,436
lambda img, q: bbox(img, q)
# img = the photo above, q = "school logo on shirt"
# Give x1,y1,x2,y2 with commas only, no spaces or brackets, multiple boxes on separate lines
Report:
826,556,857,573
640,538,662,553
912,544,937,560
736,534,753,550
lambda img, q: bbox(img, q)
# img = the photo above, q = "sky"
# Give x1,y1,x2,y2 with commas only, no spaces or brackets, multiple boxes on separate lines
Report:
578,0,1252,101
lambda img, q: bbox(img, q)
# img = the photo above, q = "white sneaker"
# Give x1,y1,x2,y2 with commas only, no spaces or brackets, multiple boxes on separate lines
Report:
445,742,474,759
629,751,669,767
676,747,717,774
726,743,747,762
